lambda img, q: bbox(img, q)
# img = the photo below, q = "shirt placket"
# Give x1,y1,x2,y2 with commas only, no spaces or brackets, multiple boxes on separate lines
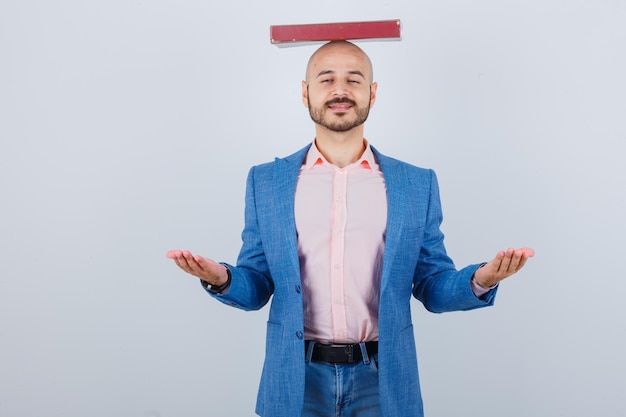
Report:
330,167,349,341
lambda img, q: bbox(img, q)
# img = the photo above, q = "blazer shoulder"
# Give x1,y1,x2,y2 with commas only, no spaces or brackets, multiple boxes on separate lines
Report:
250,144,311,172
371,146,436,179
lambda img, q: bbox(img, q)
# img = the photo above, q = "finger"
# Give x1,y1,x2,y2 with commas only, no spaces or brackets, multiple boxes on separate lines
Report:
497,248,514,273
175,251,194,271
182,251,204,273
169,250,197,274
515,256,528,272
193,255,217,270
506,249,524,273
514,249,534,272
174,258,193,274
166,250,182,259
166,249,188,263
491,250,505,271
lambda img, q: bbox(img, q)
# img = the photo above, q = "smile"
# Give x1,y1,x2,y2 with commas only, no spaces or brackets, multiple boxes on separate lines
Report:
328,103,352,111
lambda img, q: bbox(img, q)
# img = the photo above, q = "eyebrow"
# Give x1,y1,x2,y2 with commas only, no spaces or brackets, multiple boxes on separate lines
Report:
315,69,366,79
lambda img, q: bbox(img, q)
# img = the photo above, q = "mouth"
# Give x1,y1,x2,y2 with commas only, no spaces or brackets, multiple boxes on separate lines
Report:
327,98,356,113
328,103,352,112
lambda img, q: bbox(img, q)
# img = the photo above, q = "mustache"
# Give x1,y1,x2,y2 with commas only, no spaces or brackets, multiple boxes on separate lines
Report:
325,97,357,107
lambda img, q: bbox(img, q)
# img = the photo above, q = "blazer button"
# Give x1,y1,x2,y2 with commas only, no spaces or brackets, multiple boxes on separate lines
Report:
296,331,303,340
295,285,301,294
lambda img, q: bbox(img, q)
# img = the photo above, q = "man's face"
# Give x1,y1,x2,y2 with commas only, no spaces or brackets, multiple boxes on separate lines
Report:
302,44,377,133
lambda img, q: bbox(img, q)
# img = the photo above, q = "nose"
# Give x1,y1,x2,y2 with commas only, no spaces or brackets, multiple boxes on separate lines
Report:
332,83,349,97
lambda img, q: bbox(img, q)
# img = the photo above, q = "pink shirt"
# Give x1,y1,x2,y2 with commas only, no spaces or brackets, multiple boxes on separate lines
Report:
295,141,386,343
294,141,489,344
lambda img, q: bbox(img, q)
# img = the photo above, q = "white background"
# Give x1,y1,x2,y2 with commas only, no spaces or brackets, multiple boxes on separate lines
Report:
1,1,625,416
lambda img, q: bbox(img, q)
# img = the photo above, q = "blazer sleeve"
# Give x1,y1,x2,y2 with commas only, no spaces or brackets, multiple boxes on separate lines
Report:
206,165,275,311
411,169,497,312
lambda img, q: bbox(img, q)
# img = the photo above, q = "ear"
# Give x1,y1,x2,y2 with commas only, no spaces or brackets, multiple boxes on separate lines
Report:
369,82,378,108
301,80,309,108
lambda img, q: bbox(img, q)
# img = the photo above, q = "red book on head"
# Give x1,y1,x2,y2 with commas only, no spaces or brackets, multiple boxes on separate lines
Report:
270,19,402,45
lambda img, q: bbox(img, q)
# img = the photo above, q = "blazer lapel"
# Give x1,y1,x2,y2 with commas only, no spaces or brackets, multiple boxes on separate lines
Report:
372,147,408,292
271,144,410,289
272,144,311,279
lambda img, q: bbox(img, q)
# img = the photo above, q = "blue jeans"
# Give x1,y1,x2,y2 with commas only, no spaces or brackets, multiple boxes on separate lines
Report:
302,342,382,417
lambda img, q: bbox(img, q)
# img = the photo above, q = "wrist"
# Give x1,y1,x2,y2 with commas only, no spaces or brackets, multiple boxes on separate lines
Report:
206,263,232,294
472,262,497,289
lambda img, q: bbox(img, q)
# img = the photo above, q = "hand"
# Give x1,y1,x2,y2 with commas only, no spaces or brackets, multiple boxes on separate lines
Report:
166,250,229,286
473,247,535,288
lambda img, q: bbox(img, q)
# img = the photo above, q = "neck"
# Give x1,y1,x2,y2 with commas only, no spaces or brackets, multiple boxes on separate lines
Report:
314,125,366,168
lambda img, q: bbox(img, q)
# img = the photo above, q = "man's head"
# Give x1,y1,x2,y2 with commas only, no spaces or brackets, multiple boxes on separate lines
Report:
302,41,377,133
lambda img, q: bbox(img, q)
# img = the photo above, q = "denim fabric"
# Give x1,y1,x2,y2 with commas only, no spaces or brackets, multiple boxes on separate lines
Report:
302,342,382,417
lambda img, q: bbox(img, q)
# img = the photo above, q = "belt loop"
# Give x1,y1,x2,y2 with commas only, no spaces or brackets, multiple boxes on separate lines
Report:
359,342,370,365
305,340,316,363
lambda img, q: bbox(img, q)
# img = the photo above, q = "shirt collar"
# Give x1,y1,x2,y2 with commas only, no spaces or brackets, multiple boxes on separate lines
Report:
302,139,379,171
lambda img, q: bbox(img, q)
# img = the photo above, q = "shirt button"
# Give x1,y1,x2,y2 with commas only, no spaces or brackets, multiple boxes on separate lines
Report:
295,285,301,294
296,331,303,339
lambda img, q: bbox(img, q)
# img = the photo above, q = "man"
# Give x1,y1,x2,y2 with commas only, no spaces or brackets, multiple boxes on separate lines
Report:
167,41,534,417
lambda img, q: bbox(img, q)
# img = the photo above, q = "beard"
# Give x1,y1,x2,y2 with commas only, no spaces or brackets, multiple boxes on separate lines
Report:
307,95,371,133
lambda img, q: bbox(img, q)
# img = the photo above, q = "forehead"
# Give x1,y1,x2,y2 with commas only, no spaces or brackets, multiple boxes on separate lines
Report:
306,44,372,80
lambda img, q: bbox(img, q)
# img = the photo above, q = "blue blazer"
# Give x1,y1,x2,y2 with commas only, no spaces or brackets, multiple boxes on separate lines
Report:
210,144,496,417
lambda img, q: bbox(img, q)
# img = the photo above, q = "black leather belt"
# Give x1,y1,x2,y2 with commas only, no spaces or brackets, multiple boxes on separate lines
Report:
305,341,378,364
